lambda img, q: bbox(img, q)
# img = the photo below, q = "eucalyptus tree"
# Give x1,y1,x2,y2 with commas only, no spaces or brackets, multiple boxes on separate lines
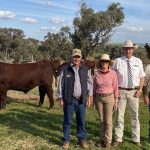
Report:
39,30,73,61
62,2,124,58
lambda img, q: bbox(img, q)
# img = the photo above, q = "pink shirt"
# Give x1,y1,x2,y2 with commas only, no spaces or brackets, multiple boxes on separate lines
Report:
93,69,118,98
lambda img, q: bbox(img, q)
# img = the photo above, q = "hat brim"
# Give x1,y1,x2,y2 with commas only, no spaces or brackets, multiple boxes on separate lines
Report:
100,59,114,65
72,54,82,57
122,45,138,50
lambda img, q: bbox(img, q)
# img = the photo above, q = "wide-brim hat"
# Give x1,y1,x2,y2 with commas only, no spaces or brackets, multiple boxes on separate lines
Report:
72,48,82,57
123,40,138,50
100,54,114,65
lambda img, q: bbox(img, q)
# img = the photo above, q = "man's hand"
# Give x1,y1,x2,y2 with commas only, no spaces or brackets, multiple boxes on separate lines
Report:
60,99,64,107
143,95,149,105
134,90,142,98
93,96,97,109
86,96,91,108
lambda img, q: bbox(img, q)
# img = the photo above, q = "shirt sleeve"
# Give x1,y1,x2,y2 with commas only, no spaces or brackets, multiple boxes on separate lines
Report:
87,70,93,96
57,70,64,98
93,75,96,96
139,59,145,78
112,71,119,98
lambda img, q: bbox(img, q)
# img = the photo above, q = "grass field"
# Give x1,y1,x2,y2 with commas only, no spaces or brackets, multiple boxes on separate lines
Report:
0,91,150,150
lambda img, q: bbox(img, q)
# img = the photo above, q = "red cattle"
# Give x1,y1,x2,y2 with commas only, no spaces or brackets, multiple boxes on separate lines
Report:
0,60,60,109
56,60,96,77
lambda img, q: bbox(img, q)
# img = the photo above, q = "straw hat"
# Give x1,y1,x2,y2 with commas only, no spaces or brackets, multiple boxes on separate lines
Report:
100,54,114,65
72,48,82,57
123,40,138,50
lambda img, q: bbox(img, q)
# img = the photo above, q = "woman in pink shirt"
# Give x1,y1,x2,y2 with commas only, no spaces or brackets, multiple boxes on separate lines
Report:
93,54,118,150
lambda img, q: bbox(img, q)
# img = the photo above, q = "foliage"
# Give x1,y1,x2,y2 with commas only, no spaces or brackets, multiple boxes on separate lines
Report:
0,28,40,62
0,28,24,61
39,30,73,61
144,43,150,59
63,2,124,58
102,44,122,59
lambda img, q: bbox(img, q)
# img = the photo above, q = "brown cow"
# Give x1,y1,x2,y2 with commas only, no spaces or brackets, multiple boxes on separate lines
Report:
55,60,96,77
0,60,60,109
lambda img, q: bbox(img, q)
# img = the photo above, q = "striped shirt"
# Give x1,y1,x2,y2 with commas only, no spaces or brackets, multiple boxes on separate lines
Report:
112,56,145,88
93,69,118,98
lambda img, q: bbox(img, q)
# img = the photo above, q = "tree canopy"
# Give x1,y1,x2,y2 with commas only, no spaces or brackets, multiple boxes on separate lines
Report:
0,2,126,62
64,2,124,58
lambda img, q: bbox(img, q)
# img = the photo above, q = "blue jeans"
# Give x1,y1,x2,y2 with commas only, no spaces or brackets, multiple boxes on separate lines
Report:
62,98,87,142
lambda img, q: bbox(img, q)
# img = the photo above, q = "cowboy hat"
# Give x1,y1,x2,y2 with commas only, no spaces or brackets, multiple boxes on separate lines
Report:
123,40,138,50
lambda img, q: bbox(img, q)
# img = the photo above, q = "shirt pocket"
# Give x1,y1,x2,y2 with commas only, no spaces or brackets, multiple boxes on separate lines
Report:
116,67,125,76
132,66,139,75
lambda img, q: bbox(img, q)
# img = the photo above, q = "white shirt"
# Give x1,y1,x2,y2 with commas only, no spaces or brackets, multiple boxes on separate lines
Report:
112,56,145,88
145,64,150,92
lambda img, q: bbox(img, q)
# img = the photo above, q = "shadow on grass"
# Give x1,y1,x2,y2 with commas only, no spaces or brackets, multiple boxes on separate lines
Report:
0,99,63,145
0,98,101,147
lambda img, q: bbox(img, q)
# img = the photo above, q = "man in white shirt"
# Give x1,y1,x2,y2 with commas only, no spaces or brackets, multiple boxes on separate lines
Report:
143,64,150,142
112,40,145,146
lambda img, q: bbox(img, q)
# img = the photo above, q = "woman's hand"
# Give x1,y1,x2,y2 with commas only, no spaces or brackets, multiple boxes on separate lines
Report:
113,101,118,111
86,96,91,108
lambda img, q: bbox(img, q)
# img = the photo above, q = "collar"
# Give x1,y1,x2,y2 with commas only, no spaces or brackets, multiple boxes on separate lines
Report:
70,63,81,68
123,56,134,62
99,68,111,74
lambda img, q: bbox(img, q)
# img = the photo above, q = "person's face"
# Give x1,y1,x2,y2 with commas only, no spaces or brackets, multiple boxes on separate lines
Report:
123,47,134,59
72,55,81,66
100,60,110,69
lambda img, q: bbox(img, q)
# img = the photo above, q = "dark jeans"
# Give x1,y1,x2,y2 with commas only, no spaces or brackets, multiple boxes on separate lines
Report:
62,98,87,142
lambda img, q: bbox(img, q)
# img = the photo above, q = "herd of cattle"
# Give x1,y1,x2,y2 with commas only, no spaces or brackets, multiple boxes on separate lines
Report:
0,59,96,110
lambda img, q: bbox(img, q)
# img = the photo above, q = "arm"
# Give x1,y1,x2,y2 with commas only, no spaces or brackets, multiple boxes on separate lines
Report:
134,60,145,98
93,74,97,108
112,72,119,111
86,70,93,108
134,77,144,98
143,65,150,104
143,84,149,105
57,71,64,107
113,72,119,102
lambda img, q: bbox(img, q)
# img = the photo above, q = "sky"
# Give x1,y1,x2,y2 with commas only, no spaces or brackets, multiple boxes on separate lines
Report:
0,0,150,43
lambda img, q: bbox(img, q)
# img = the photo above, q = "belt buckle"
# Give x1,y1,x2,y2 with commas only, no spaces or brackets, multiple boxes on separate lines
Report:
100,93,111,97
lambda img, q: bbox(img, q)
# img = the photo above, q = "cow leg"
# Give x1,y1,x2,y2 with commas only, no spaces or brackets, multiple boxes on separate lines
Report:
0,99,2,109
45,84,54,109
38,85,46,107
0,89,7,109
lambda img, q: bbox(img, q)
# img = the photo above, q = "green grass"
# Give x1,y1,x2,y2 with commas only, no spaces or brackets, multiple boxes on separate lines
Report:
0,96,150,150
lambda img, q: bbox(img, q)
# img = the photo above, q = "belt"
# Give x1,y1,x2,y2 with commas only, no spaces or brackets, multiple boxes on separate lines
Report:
119,86,139,91
97,93,113,98
73,96,81,100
